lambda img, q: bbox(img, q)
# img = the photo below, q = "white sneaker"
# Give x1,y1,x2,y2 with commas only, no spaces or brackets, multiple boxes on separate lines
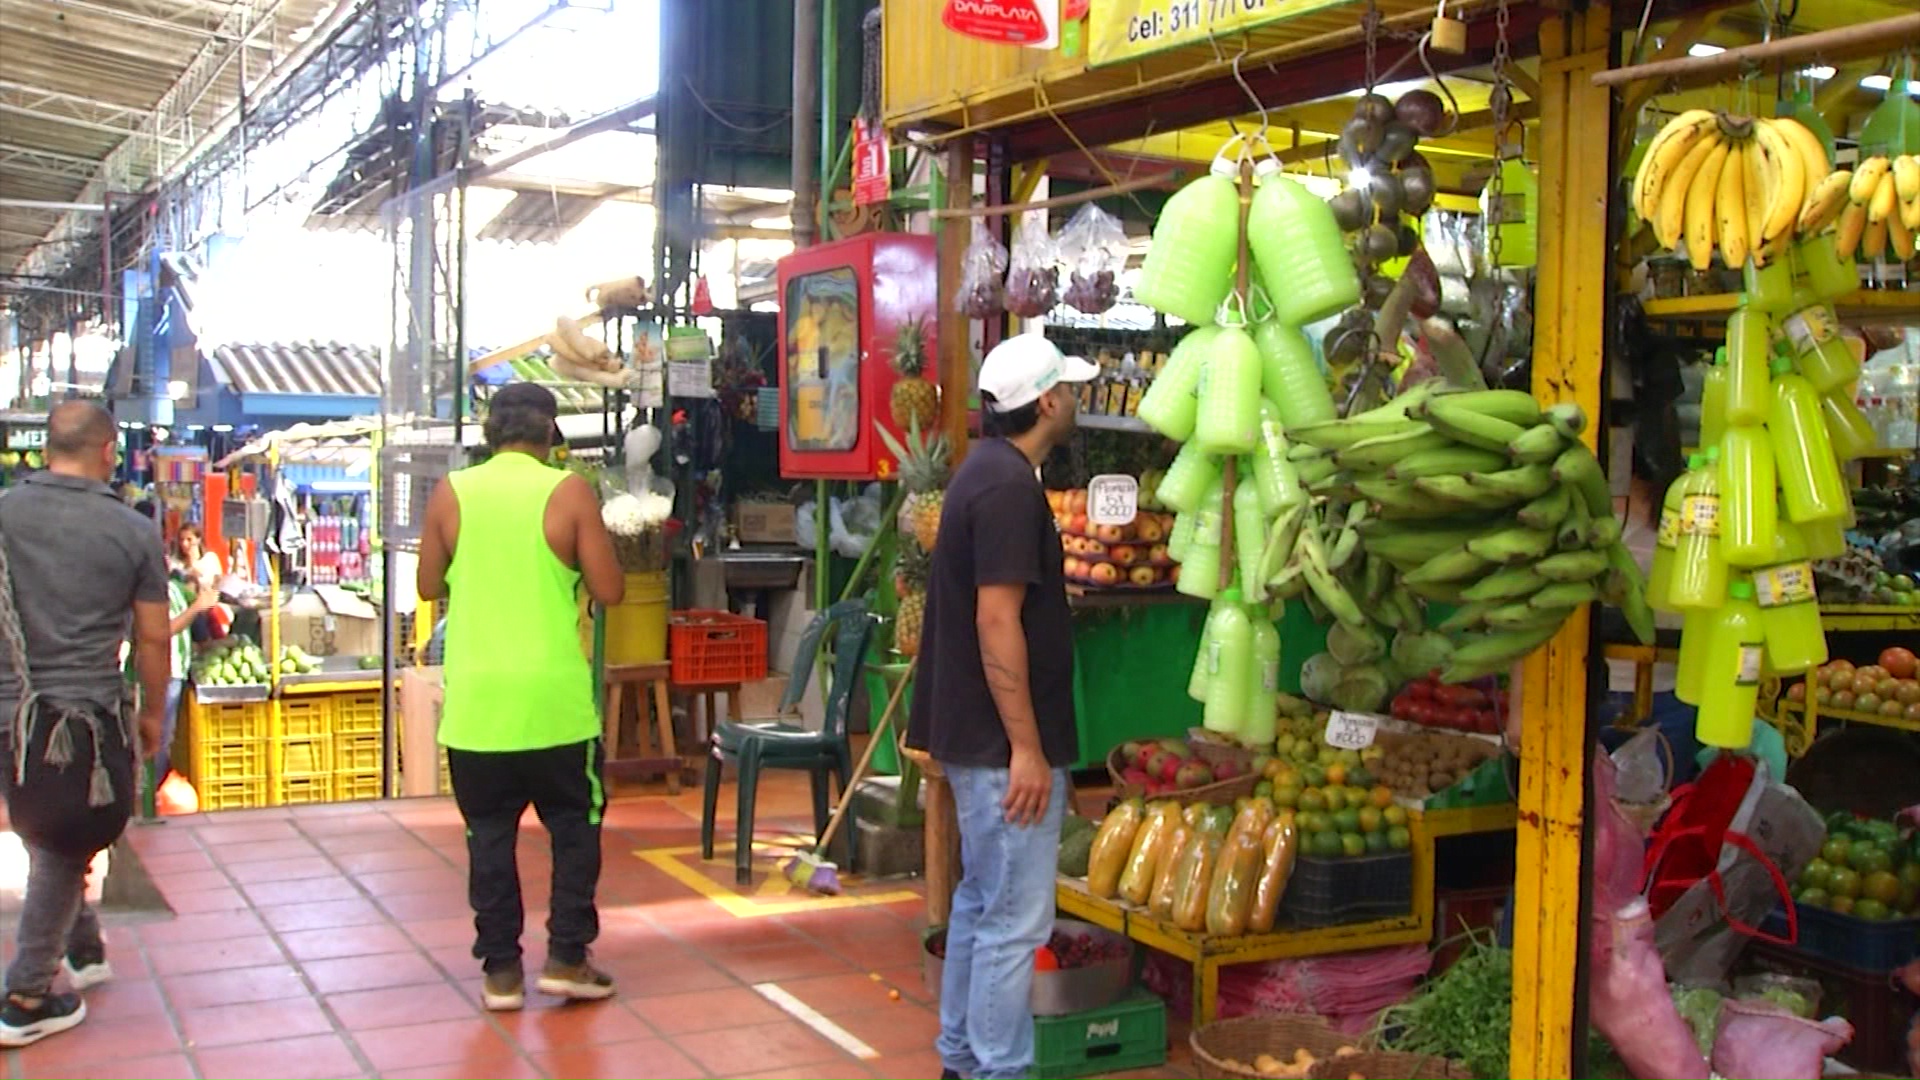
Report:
61,957,112,992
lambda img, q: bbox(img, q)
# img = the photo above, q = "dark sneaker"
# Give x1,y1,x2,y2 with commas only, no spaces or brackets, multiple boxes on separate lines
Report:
0,992,87,1047
62,952,112,992
940,1071,962,1080
481,967,524,1012
536,958,615,1000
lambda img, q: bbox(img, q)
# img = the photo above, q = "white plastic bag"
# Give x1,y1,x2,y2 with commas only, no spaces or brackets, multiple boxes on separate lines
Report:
1056,203,1127,314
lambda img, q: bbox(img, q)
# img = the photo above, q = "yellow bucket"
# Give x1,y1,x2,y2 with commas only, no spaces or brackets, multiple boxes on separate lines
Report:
581,571,670,665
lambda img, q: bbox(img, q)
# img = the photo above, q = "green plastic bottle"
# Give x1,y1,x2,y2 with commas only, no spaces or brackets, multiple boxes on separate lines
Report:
1233,480,1270,605
1781,289,1860,394
1794,232,1857,302
1799,517,1848,560
1242,617,1281,748
1157,440,1222,514
1176,481,1225,601
1193,322,1262,456
1750,520,1826,675
1696,580,1765,750
1742,254,1795,314
1719,423,1777,568
1675,605,1717,705
1247,166,1360,326
1137,326,1220,441
1249,400,1305,516
1648,463,1689,613
1168,508,1197,564
1135,156,1241,325
1724,306,1772,426
1202,588,1254,737
1480,154,1539,269
1668,449,1728,612
1188,618,1214,703
1252,320,1337,430
1699,350,1729,453
1768,356,1847,524
1819,390,1877,461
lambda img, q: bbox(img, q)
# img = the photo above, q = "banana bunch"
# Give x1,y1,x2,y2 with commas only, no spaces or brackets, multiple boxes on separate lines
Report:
1631,110,1833,271
1833,154,1920,263
1285,383,1656,683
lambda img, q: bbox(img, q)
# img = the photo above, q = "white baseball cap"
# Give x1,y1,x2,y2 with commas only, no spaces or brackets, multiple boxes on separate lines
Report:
977,333,1100,412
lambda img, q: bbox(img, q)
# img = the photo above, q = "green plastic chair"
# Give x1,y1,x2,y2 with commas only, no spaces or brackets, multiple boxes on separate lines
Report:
701,599,875,883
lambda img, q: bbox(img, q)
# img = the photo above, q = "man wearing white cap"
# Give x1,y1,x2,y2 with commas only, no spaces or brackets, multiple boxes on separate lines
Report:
906,332,1099,1080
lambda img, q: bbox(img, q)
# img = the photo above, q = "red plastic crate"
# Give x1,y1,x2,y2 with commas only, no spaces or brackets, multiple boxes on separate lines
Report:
668,610,768,687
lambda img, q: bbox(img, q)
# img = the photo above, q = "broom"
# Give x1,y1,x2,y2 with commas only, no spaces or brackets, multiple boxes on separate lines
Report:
783,657,916,895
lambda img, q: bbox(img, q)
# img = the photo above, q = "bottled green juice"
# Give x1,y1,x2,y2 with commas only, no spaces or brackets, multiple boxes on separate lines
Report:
1157,440,1222,514
1248,171,1360,326
1749,520,1826,674
1193,323,1262,456
1724,306,1772,426
1202,588,1254,736
1252,320,1337,430
1696,580,1765,750
1648,462,1690,613
1819,391,1877,461
1234,480,1269,605
1719,424,1776,568
1742,255,1795,314
1188,618,1214,703
1799,517,1848,560
1138,325,1220,441
1168,508,1197,564
1675,605,1718,705
1669,449,1728,612
1242,618,1281,747
1699,350,1729,453
1136,157,1240,325
1481,156,1539,269
1794,232,1857,302
1768,356,1847,524
1781,289,1860,394
1176,482,1225,601
1250,400,1305,515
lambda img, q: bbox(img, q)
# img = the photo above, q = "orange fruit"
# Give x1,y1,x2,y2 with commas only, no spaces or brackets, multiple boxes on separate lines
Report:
1369,785,1395,809
1325,764,1348,787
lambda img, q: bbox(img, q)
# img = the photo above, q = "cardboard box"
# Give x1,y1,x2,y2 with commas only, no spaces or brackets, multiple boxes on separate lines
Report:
734,502,798,544
279,586,382,659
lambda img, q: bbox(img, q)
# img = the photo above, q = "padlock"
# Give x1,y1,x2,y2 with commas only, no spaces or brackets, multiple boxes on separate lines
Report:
1431,3,1467,54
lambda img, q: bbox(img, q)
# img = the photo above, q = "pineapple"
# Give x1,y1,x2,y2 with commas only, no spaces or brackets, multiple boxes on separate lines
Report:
877,416,950,555
888,316,939,432
893,542,930,658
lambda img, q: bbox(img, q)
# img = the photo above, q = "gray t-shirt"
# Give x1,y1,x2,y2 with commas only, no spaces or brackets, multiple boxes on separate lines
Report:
0,471,168,712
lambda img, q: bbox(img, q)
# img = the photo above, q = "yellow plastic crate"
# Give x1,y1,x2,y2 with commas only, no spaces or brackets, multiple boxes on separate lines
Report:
334,691,383,735
184,738,269,785
274,735,332,777
191,695,274,741
439,747,452,796
277,697,332,740
274,774,332,806
334,770,383,802
197,775,269,811
334,732,382,774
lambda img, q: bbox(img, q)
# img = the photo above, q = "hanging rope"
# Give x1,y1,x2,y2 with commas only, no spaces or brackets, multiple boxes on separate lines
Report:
861,7,884,127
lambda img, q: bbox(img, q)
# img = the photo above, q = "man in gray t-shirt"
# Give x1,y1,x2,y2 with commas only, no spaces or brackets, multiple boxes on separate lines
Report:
0,401,169,1049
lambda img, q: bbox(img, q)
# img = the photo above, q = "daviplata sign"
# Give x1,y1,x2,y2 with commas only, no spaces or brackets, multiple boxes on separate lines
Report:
1088,0,1344,67
942,0,1059,48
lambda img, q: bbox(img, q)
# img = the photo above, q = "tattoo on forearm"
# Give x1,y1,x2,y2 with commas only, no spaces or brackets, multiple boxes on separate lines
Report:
981,645,1026,695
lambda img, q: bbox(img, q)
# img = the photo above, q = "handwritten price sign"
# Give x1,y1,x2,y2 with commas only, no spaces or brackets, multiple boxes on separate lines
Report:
1324,710,1381,750
1087,474,1138,526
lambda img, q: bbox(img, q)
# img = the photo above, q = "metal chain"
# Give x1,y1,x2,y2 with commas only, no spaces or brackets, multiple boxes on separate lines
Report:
1487,0,1512,271
1363,0,1380,91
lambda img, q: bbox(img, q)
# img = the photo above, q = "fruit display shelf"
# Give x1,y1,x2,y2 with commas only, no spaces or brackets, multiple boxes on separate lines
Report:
274,653,386,692
1776,699,1920,759
1818,603,1920,634
1643,289,1920,326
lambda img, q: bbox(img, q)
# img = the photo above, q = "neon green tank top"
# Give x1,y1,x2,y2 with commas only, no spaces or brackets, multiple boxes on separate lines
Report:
439,453,598,751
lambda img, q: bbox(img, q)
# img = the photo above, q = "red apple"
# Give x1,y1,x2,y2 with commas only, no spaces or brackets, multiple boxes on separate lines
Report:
1128,565,1158,587
1109,545,1139,566
1173,761,1213,789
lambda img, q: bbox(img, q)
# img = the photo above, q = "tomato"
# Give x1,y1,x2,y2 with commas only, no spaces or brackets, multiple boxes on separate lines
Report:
1392,698,1416,721
1409,703,1437,727
1878,647,1917,680
1408,680,1436,701
1435,685,1489,709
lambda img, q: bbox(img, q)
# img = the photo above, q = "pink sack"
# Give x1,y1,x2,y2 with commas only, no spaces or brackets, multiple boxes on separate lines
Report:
1710,999,1851,1080
1588,899,1710,1080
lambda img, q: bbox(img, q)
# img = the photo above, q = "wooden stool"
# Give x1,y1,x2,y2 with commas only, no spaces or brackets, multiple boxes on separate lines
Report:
604,662,678,792
904,747,959,927
677,681,742,753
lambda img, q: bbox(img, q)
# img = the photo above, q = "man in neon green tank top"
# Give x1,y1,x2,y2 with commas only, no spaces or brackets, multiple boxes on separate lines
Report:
417,384,625,1011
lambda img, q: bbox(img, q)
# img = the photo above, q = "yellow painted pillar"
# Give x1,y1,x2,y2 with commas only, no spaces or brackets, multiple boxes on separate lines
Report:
1511,4,1613,1079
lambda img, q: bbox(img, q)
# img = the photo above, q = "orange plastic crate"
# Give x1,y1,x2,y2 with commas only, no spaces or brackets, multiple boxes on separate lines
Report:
668,610,768,687
197,775,269,811
334,691,383,735
334,732,382,774
335,771,383,802
275,774,332,806
277,698,332,740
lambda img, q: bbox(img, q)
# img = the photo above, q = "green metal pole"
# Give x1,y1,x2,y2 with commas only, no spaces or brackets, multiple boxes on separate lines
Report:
818,0,838,240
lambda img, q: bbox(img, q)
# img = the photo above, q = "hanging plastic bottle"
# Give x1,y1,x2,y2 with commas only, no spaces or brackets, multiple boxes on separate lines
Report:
1188,617,1215,704
1202,588,1253,737
1781,289,1860,394
1793,232,1857,302
1168,508,1198,564
1193,316,1262,456
1768,355,1847,524
1251,318,1337,430
1818,390,1878,461
1799,517,1848,560
1724,306,1772,426
1742,251,1795,314
1248,400,1304,516
1138,326,1221,441
1135,152,1242,325
1718,423,1776,568
1234,480,1270,605
1175,481,1225,601
1480,150,1538,269
1675,606,1717,705
1668,450,1728,612
1242,617,1281,748
1699,349,1729,452
1246,165,1361,325
1647,466,1686,613
1749,520,1826,675
1157,440,1222,514
1696,581,1766,750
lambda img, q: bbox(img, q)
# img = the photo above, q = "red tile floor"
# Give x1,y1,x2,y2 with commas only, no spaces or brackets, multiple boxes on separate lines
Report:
3,770,1195,1079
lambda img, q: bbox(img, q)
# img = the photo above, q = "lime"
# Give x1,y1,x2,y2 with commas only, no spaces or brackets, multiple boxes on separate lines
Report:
1299,789,1326,813
1852,898,1889,921
1798,858,1834,893
1357,807,1384,833
1383,805,1410,828
1797,887,1830,908
1298,811,1330,836
1311,831,1344,858
1301,765,1327,788
1851,845,1893,876
1861,870,1901,906
1348,766,1375,789
1821,837,1851,867
1331,809,1361,835
1340,832,1367,857
1364,830,1390,854
1273,786,1301,809
1829,895,1855,915
1829,867,1861,898
1254,781,1273,799
1386,825,1412,851
1323,788,1348,813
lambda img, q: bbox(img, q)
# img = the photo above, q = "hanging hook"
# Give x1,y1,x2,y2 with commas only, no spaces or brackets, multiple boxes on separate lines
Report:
1231,46,1271,157
1416,31,1463,137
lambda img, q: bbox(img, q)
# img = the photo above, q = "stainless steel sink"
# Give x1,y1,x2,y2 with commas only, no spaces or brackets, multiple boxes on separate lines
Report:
718,550,809,590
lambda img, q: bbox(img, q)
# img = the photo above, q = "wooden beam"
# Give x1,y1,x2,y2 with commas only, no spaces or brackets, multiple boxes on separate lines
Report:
937,136,973,467
1273,102,1540,166
1593,13,1920,91
929,170,1177,219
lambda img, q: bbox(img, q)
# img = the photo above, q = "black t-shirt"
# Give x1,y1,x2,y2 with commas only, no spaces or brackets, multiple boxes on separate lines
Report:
906,438,1077,769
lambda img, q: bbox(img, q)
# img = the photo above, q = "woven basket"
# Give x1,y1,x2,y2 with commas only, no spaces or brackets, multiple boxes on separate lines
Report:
1190,1015,1349,1080
1107,746,1258,806
1305,1050,1472,1079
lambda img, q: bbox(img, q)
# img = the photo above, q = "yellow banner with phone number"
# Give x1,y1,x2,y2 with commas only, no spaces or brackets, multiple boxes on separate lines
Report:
1087,0,1348,67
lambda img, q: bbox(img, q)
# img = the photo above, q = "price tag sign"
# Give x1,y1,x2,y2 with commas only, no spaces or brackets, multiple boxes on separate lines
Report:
1086,474,1138,527
1324,710,1380,750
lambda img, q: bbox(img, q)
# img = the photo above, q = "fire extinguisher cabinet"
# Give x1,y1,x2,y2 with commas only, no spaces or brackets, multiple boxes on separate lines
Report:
776,232,939,481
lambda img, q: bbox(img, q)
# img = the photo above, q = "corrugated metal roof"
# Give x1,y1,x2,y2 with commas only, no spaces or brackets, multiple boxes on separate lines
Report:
207,341,381,399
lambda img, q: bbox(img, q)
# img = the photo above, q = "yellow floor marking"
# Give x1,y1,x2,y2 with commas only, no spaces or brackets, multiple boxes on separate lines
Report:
634,843,920,918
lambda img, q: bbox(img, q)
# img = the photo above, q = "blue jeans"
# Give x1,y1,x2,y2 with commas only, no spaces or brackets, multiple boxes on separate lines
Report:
937,762,1068,1080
